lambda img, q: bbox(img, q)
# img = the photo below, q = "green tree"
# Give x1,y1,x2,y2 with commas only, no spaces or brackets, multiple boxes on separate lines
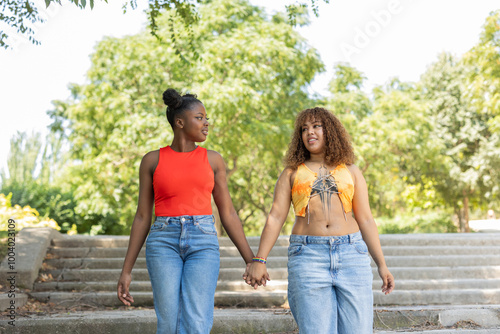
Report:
1,0,329,50
1,131,78,233
419,53,495,232
463,10,500,207
327,66,440,218
49,0,324,234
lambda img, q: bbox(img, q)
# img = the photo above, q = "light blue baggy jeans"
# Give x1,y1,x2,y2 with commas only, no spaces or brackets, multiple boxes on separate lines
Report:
145,215,220,334
287,231,374,334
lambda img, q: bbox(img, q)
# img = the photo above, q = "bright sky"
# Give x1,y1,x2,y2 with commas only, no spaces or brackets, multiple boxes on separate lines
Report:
1,0,499,176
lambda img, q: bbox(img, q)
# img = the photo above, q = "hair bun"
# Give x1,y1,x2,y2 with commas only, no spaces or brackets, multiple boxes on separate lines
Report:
163,88,183,109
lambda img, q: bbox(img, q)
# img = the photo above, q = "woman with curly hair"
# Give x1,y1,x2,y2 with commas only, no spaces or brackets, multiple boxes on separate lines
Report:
117,88,255,334
245,107,394,334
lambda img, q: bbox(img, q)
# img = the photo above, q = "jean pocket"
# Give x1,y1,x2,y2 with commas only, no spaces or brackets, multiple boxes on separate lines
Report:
150,222,166,232
288,244,304,257
354,240,368,254
195,221,217,235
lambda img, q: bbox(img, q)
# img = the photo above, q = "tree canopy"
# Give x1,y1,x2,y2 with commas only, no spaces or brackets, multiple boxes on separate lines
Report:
3,6,500,235
0,0,329,49
46,0,323,234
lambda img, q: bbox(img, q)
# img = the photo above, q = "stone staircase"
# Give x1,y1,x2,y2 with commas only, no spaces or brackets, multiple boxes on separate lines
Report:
29,233,500,308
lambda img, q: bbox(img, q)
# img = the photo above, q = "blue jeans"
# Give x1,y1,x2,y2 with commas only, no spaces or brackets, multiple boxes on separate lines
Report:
287,231,373,334
145,215,220,334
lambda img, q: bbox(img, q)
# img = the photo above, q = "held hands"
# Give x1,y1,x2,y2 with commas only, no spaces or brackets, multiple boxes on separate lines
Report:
378,266,395,295
117,272,134,306
242,262,270,290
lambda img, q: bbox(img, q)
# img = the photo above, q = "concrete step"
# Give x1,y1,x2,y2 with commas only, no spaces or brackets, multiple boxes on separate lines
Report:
376,330,500,334
33,278,500,293
39,266,500,282
3,306,500,334
378,233,500,246
47,247,147,259
43,256,289,270
50,233,500,248
33,280,289,293
47,245,500,259
28,290,288,308
29,287,500,307
43,254,500,270
373,289,500,305
38,268,287,282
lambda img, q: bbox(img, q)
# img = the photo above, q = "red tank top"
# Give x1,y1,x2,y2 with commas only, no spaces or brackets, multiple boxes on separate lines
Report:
153,146,214,216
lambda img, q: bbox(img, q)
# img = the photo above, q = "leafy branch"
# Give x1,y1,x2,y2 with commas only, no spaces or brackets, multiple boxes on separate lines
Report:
0,0,329,50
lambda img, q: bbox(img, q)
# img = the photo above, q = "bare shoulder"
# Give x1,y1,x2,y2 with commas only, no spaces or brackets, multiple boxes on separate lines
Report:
141,150,160,173
346,164,363,183
281,166,295,177
207,149,223,161
280,166,296,188
142,150,159,163
346,163,361,175
206,149,224,173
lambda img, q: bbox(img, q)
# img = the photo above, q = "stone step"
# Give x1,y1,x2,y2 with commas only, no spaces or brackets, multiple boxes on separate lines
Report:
50,233,500,248
378,233,500,246
38,268,285,282
43,254,500,270
33,278,500,293
29,290,288,308
39,266,500,282
33,280,289,293
43,256,287,270
47,247,147,259
28,288,500,307
47,245,500,259
3,306,500,334
381,245,500,256
373,289,500,305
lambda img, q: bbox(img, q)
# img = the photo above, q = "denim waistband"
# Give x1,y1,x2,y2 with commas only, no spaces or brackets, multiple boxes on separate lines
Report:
155,215,214,224
289,231,362,245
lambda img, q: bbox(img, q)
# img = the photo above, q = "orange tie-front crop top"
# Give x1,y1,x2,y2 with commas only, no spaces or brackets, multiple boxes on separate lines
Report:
291,163,355,220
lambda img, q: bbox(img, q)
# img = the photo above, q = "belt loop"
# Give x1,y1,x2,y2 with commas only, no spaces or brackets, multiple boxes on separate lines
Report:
303,236,308,245
349,234,352,244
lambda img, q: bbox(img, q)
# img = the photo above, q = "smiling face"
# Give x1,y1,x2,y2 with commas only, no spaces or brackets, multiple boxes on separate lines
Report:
178,103,209,142
301,117,325,154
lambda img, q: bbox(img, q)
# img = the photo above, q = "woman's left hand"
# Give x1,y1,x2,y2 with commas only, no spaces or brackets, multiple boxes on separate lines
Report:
378,266,395,295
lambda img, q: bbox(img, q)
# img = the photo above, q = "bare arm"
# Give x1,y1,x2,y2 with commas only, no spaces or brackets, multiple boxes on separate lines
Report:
117,151,156,305
245,168,293,288
349,164,394,295
209,151,254,264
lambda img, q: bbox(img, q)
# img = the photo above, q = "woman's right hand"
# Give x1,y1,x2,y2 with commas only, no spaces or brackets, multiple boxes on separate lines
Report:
245,262,270,289
117,272,134,306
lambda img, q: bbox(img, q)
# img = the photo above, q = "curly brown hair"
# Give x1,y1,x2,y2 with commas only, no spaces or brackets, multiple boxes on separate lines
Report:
285,107,356,169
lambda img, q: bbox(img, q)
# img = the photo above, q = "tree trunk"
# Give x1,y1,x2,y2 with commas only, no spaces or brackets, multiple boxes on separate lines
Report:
463,190,470,232
456,206,465,233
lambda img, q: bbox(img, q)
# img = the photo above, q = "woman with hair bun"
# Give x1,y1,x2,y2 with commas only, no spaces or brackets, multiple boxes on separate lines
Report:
245,107,394,334
117,88,255,334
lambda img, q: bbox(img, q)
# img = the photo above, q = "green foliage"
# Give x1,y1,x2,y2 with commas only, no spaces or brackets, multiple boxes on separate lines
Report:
0,131,83,234
49,0,324,234
2,0,329,50
0,193,61,232
377,211,457,234
1,181,78,233
6,5,499,236
418,52,496,231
